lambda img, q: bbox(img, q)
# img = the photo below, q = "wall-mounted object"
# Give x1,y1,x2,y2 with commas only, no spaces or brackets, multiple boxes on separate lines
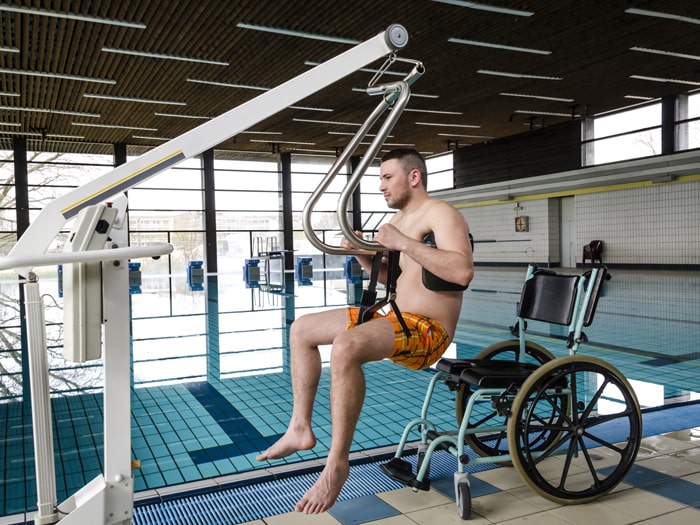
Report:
515,215,529,233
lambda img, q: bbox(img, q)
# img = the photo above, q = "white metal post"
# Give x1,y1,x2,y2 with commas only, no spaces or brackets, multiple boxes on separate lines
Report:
101,198,134,524
25,276,59,525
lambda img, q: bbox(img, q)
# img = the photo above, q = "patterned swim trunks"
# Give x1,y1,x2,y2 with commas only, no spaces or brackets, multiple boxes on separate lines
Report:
346,307,450,370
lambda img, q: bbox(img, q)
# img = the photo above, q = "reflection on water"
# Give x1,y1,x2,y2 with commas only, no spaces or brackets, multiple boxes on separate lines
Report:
1,267,699,405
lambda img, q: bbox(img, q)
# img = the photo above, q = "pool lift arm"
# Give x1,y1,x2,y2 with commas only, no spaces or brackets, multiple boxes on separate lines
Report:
0,24,410,525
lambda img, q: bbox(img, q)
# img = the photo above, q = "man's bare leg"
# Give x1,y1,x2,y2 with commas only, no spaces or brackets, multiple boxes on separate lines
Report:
295,319,394,514
256,309,349,461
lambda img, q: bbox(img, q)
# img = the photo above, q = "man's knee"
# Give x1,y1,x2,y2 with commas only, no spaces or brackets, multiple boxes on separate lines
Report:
290,313,317,345
329,332,359,366
330,329,390,368
291,308,348,348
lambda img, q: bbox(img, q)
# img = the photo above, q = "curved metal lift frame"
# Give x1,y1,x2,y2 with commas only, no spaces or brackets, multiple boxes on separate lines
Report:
0,24,413,525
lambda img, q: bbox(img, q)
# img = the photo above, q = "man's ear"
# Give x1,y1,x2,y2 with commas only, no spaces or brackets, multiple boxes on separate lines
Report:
410,168,422,188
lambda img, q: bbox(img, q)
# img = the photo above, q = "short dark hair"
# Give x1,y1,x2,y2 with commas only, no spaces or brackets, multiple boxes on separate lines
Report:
381,148,428,188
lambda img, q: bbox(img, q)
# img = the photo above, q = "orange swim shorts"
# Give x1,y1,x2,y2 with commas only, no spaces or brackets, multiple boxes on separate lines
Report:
346,307,450,370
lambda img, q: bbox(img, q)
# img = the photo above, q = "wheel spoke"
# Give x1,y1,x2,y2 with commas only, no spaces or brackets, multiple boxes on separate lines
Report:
576,435,603,489
580,376,610,420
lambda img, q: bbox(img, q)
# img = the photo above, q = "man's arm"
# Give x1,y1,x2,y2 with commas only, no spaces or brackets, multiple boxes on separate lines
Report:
375,201,474,288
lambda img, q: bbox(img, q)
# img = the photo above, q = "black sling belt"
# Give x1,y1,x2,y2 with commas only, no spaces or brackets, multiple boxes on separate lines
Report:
356,250,411,338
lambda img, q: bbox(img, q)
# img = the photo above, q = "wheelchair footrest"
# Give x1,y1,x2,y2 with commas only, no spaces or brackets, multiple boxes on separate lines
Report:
380,458,430,491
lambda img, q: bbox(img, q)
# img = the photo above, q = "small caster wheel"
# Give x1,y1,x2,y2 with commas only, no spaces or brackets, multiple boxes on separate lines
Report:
456,480,471,519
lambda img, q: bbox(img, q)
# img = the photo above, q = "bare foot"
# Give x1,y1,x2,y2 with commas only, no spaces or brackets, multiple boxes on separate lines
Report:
295,461,350,514
255,428,316,461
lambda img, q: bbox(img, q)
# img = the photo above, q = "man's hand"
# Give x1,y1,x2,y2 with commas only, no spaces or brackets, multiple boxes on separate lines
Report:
340,230,365,250
374,223,406,251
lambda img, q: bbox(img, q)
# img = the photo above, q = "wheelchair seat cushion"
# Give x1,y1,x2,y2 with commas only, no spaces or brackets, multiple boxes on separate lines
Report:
459,361,539,388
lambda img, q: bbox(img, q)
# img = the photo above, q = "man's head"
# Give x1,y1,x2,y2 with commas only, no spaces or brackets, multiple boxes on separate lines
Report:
379,148,429,210
380,148,428,189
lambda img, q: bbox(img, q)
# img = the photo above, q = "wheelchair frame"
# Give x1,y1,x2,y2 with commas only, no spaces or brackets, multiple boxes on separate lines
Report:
381,264,642,519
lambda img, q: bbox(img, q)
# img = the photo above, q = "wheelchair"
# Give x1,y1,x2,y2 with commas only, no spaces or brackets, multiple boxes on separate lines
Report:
380,264,642,519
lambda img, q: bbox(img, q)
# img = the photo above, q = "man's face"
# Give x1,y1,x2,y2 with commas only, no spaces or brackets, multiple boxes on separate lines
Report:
379,159,411,210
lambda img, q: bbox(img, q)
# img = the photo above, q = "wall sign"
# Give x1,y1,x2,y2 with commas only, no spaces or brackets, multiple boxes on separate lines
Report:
515,215,529,232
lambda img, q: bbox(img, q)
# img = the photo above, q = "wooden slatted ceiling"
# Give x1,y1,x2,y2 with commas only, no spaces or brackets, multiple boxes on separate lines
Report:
0,0,699,157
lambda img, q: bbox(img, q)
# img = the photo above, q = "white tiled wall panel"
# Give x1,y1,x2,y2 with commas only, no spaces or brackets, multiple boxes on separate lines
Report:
457,180,699,267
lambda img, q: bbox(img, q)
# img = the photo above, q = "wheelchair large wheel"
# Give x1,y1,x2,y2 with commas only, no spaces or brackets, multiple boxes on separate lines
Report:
456,340,560,459
507,355,642,505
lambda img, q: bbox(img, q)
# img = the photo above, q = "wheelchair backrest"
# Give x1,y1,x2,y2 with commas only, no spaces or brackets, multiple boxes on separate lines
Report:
517,270,580,325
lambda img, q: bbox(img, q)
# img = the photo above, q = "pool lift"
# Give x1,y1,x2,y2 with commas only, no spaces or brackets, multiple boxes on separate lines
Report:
0,24,418,525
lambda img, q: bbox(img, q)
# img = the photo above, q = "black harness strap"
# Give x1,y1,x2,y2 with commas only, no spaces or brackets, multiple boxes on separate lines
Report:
357,250,411,338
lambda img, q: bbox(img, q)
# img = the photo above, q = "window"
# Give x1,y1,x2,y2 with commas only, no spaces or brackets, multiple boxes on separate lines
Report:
676,91,700,151
583,103,661,165
426,152,454,191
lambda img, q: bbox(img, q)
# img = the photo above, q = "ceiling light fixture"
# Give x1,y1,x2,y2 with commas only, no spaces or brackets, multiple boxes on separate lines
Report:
0,46,19,53
154,112,209,120
239,130,283,135
45,134,85,140
0,5,146,28
132,135,170,141
437,132,495,139
0,130,84,139
432,0,534,17
289,148,338,155
514,110,580,117
72,122,158,131
477,69,562,80
500,92,574,102
361,141,415,147
0,105,100,118
328,131,391,138
416,121,481,128
84,93,186,105
0,91,20,97
294,117,362,126
0,67,115,84
0,122,21,127
449,38,551,55
630,74,700,86
236,22,360,45
404,108,463,115
0,130,41,137
625,7,700,26
249,139,315,146
624,95,655,101
101,47,229,66
289,105,333,112
630,46,700,61
187,78,268,90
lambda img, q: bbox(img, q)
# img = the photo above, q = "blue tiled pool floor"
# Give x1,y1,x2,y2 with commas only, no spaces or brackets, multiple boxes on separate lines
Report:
2,311,700,520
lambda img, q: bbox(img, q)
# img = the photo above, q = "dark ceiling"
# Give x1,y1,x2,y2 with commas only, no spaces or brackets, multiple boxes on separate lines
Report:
2,0,700,159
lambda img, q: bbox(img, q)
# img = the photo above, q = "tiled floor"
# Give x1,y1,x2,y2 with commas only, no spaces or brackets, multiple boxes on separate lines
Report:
237,429,700,525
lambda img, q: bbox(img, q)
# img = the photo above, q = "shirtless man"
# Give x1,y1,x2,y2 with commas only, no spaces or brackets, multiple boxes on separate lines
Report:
256,148,474,514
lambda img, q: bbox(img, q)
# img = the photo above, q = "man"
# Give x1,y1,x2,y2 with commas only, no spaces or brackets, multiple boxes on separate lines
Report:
256,148,474,514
